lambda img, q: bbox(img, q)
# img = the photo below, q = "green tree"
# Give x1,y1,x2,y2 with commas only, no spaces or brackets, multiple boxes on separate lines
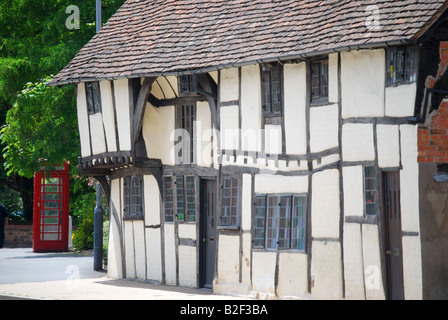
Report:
0,0,125,220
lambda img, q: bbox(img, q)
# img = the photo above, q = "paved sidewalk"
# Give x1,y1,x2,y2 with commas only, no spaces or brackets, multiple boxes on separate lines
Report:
0,248,246,300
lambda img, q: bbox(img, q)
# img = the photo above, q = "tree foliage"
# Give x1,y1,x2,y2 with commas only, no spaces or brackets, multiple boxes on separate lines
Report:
0,0,126,220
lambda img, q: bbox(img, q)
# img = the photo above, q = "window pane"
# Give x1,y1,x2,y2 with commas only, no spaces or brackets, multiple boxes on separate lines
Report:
261,63,282,115
292,196,306,250
254,196,266,248
261,70,271,113
364,166,378,215
311,63,320,99
320,61,329,98
163,176,174,222
405,47,418,82
176,176,185,221
266,195,279,249
186,176,196,222
277,196,291,249
221,177,239,226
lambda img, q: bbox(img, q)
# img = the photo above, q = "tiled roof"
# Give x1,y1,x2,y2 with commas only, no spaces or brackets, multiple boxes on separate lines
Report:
50,0,448,85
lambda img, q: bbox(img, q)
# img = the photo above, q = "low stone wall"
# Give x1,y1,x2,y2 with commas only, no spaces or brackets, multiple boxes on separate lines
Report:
4,223,33,248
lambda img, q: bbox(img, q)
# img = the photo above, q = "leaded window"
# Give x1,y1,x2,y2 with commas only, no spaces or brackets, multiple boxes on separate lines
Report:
175,102,196,164
124,176,143,218
163,175,196,223
310,59,329,103
364,166,378,215
386,46,418,85
178,75,196,95
85,81,102,114
253,194,307,251
221,176,239,226
261,63,282,116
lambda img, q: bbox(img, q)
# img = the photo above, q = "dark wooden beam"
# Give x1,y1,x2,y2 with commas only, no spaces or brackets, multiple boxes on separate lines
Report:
133,77,156,144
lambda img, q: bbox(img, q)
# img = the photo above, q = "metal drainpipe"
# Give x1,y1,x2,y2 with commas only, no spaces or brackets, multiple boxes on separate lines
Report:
94,183,103,271
93,1,103,272
96,0,102,33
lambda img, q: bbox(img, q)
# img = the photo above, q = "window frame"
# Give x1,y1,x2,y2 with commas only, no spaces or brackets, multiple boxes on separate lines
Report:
385,46,419,86
85,81,102,114
178,74,197,96
260,62,283,117
163,175,197,223
174,101,196,165
220,176,240,227
310,58,329,105
123,175,144,220
253,193,307,251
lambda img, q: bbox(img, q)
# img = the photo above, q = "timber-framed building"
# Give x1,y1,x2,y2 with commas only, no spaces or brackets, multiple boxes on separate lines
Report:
51,0,448,299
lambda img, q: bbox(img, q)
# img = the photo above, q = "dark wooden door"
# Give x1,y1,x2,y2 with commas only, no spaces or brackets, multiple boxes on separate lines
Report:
384,171,404,300
199,179,217,288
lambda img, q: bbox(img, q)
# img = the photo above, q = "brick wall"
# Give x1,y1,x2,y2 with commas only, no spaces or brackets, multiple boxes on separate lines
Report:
418,100,448,163
4,223,33,248
418,41,448,164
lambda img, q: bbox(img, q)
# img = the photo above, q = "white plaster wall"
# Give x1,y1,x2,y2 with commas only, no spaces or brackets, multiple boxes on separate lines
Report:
220,105,239,150
220,68,239,102
196,101,213,167
343,223,365,299
143,103,175,165
311,169,340,238
146,228,162,283
164,223,177,285
252,251,276,296
377,125,400,168
310,104,339,153
241,174,252,231
343,166,364,217
89,113,107,155
254,174,308,194
402,236,423,299
385,83,417,117
264,124,282,155
178,224,196,240
241,232,251,289
399,125,420,233
241,65,262,152
99,80,117,152
341,49,385,118
108,178,123,279
76,84,91,157
144,175,161,226
217,235,240,284
283,62,307,155
113,78,132,151
124,221,136,279
399,124,422,300
311,241,343,299
133,220,146,280
342,123,375,161
362,224,385,300
277,252,308,298
178,245,197,287
328,53,339,104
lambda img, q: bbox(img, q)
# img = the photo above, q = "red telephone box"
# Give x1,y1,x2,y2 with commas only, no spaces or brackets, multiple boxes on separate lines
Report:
33,163,70,252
